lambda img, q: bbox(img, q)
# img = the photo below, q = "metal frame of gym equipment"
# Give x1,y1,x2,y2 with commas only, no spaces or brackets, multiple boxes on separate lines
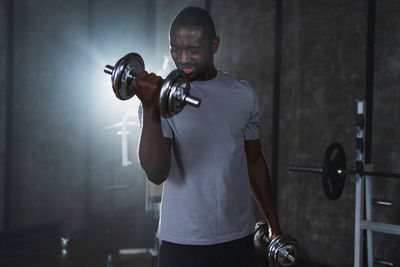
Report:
353,100,400,267
289,100,400,266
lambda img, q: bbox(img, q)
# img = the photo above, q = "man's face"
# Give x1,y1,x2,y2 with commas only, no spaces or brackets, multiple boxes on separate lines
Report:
169,25,217,81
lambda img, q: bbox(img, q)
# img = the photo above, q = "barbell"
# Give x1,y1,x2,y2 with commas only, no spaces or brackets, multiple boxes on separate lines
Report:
104,53,201,117
289,142,400,200
254,221,300,266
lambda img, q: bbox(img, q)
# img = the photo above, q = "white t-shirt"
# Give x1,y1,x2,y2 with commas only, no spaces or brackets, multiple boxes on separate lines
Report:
143,70,260,245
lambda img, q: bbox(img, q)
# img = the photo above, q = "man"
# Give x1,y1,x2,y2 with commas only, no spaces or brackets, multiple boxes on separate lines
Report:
133,7,281,267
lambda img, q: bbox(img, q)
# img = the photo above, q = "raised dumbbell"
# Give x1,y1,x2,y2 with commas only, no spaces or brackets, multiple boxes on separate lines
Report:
104,53,201,117
254,221,300,267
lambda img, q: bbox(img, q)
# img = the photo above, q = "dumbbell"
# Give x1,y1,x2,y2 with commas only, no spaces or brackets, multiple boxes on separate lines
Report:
254,221,300,267
104,53,201,117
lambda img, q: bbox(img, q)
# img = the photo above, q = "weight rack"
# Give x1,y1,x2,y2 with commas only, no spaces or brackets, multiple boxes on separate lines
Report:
353,100,400,267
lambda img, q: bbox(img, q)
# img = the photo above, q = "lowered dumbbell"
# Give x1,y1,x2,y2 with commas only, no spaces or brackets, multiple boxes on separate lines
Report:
104,53,201,117
254,221,300,267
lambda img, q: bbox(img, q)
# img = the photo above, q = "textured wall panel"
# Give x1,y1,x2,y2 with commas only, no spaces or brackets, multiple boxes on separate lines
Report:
0,0,7,232
10,0,89,232
279,0,367,265
371,0,400,265
87,0,150,221
2,0,156,235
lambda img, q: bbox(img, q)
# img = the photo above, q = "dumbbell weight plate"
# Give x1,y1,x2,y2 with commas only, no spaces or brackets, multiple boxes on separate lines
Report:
111,53,145,100
268,235,300,267
159,71,176,117
167,76,190,116
160,70,189,117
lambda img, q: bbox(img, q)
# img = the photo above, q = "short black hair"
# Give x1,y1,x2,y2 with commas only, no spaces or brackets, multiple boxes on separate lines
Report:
170,7,216,41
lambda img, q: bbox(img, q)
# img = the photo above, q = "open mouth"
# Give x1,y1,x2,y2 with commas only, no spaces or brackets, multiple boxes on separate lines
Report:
179,66,195,75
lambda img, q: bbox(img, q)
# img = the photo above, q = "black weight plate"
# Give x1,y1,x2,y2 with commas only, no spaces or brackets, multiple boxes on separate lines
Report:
111,56,127,99
111,53,144,100
119,53,145,100
160,70,185,117
167,75,190,116
322,143,346,200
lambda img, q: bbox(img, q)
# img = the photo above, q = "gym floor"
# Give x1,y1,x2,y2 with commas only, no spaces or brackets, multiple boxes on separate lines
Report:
1,226,156,267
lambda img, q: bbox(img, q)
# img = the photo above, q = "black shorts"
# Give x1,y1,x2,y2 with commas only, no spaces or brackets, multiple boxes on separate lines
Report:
159,234,265,267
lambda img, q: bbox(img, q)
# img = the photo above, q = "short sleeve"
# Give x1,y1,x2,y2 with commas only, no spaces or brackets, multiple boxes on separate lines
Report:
138,104,174,139
244,87,260,140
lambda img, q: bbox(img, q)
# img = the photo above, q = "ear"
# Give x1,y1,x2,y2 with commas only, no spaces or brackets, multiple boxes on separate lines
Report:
211,36,220,54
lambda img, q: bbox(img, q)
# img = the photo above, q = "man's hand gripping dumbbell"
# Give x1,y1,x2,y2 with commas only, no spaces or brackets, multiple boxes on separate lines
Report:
104,53,201,117
254,221,300,267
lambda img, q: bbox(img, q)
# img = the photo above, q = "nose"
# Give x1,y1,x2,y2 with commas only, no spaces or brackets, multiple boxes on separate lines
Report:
178,50,191,64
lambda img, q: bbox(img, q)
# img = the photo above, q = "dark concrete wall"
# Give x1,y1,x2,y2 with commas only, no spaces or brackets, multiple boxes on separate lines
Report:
0,0,151,235
0,0,6,232
371,1,400,264
9,0,89,232
86,0,148,219
278,1,367,266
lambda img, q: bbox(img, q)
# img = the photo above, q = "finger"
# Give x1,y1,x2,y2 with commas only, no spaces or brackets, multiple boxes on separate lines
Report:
132,79,147,98
146,72,157,79
135,71,148,79
131,71,146,88
149,75,163,85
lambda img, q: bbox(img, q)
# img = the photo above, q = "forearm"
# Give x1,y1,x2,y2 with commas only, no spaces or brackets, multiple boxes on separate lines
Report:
248,157,281,235
138,108,171,185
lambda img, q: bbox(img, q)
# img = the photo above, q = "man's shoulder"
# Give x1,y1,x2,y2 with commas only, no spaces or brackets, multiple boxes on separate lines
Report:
217,70,253,91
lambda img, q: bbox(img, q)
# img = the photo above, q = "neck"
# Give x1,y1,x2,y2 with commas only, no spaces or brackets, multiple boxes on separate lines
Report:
197,66,217,81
